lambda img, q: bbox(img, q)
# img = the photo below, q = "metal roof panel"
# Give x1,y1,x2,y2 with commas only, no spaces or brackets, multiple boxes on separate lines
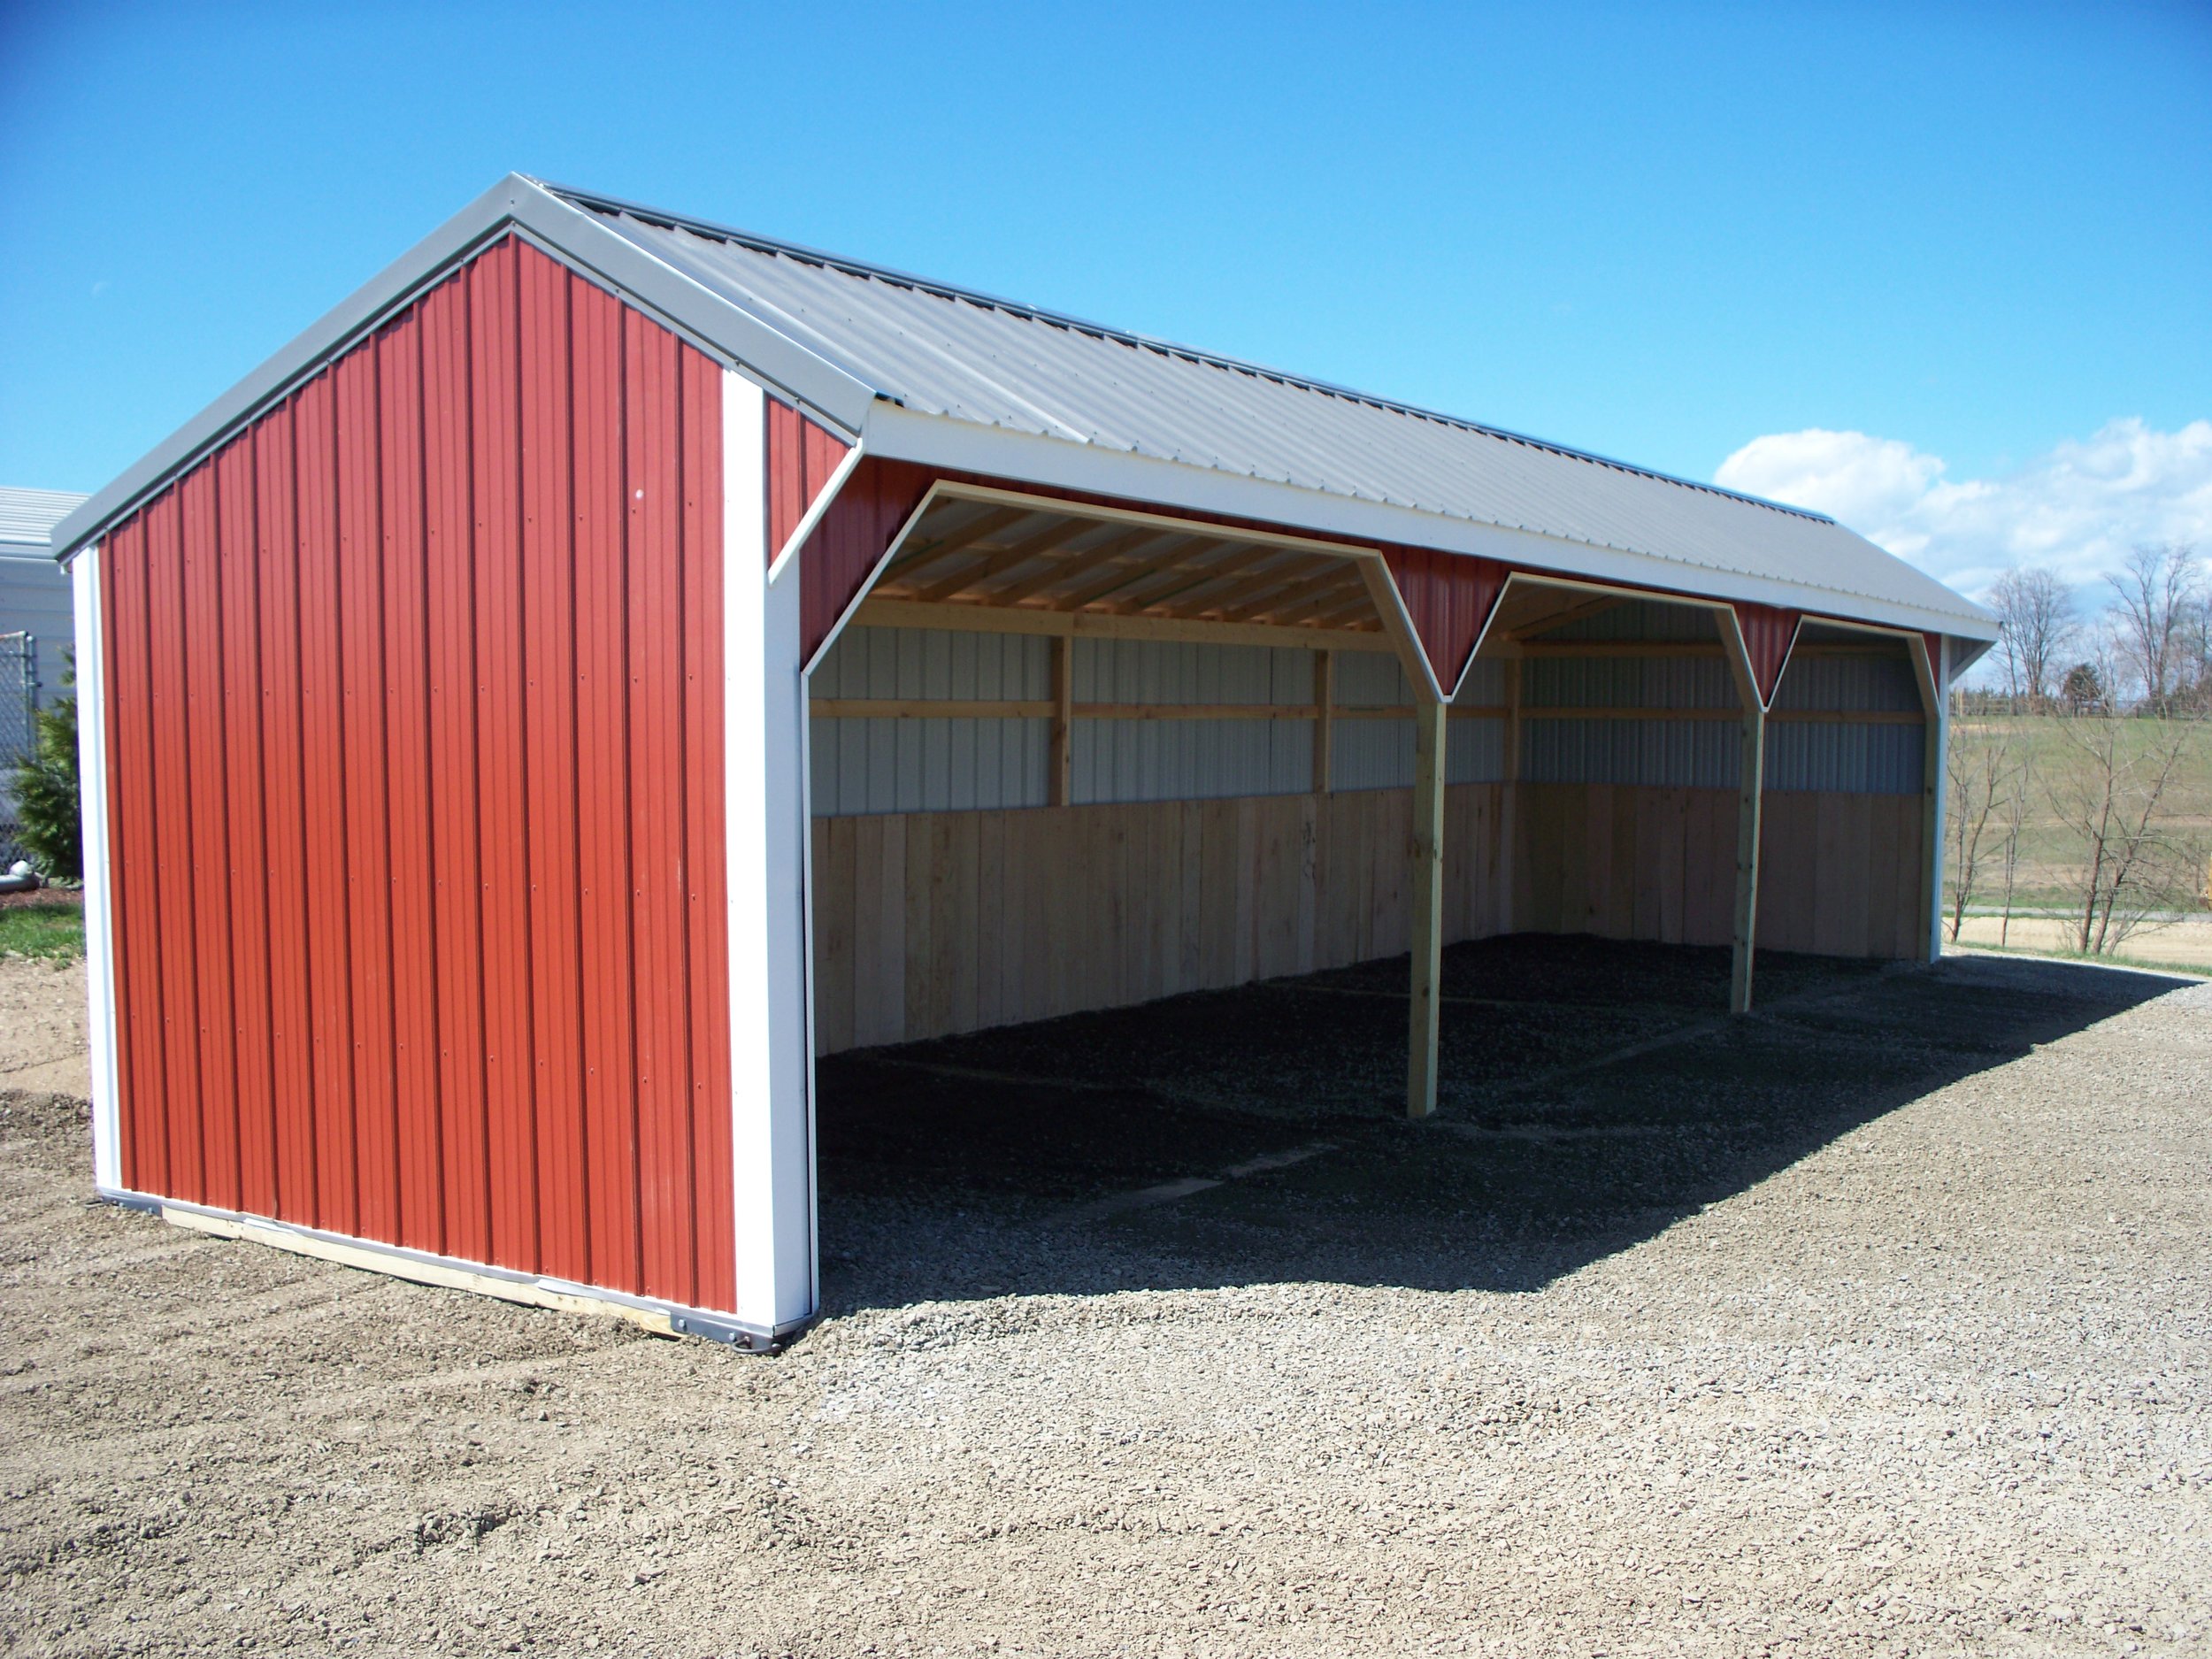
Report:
562,192,1992,634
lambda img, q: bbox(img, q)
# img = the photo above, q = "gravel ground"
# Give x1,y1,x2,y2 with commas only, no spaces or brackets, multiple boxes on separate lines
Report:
3,941,2208,1657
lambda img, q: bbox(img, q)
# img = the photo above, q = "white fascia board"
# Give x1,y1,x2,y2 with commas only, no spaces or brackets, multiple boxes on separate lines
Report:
50,174,882,561
860,403,2000,643
73,545,122,1192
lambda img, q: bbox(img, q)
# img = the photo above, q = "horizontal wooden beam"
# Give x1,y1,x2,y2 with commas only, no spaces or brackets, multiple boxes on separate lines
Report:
1518,705,1924,724
810,699,1517,723
1514,641,1725,658
1504,639,1906,661
848,597,1400,654
810,691,1921,726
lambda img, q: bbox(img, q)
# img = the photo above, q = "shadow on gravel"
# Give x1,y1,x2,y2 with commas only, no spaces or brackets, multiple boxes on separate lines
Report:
813,935,2193,1314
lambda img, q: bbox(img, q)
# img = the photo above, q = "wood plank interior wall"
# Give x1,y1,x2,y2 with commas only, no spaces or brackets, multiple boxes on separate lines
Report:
810,782,1922,1054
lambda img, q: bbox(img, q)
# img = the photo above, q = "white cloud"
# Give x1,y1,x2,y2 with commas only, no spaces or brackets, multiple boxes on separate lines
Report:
1714,418,2212,601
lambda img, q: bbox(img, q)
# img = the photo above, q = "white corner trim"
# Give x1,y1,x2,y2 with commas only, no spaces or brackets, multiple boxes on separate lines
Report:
73,544,122,1191
723,369,818,1333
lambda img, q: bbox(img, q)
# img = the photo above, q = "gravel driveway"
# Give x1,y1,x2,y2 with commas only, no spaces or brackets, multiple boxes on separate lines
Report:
2,941,2207,1656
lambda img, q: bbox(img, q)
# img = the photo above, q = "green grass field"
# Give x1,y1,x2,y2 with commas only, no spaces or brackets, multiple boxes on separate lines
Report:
0,901,86,960
1946,715,2212,924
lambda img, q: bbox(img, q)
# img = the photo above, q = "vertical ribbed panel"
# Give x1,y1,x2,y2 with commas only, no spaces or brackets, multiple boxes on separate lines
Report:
810,626,1050,814
796,457,935,663
1767,645,1924,795
98,238,736,1317
1072,639,1313,804
766,399,850,562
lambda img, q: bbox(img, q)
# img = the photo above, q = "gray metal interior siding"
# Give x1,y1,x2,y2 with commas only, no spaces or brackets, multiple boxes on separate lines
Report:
1524,718,1744,789
808,625,1924,809
1534,599,1720,643
1765,722,1923,795
1524,655,1738,711
809,627,1050,814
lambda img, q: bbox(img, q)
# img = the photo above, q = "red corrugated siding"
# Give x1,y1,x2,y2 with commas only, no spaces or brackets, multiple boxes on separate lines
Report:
766,398,852,566
797,457,936,661
1734,603,1802,705
99,237,736,1315
1379,547,1508,692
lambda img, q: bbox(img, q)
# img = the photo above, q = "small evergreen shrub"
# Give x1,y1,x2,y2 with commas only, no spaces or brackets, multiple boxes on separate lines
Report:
12,655,81,881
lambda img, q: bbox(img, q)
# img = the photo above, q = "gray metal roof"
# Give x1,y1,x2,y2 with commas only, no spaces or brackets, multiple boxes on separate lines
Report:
1,487,87,555
552,185,1992,636
47,173,1992,640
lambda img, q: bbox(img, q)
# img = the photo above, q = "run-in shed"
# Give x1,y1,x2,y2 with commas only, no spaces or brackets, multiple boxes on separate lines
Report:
50,177,1997,1347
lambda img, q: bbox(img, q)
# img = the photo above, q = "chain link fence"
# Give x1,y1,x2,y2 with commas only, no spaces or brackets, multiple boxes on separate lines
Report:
0,631,38,865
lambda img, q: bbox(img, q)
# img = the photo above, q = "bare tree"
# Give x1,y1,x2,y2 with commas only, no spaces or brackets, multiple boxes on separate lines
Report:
1986,566,2076,711
1995,750,2033,948
1946,724,2015,940
2175,590,2212,715
2045,718,2201,953
2105,543,2200,715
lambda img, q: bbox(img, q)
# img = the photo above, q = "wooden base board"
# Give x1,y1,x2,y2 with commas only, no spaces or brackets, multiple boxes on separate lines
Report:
153,1202,720,1342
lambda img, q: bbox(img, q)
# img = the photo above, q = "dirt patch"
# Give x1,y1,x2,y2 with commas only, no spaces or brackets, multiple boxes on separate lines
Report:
3,938,2209,1656
0,954,88,1097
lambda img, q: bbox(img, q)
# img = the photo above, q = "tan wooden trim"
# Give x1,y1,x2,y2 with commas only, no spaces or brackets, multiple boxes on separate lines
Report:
161,1206,681,1337
1082,702,1313,722
806,695,1905,726
1506,594,1625,640
812,699,1057,720
1767,709,1924,725
1732,703,1766,1013
1910,634,1942,958
1312,649,1335,795
1517,641,1726,658
1514,639,1905,661
1517,705,1923,725
1407,696,1448,1119
1502,657,1523,929
926,478,1397,565
1793,641,1917,659
848,597,1400,654
1048,634,1073,807
1522,704,1739,722
906,518,1092,603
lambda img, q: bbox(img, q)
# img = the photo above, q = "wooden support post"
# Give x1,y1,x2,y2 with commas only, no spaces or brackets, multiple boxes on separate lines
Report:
1917,635,1947,962
1312,649,1335,795
1408,694,1448,1118
1731,702,1766,1013
1048,633,1072,807
1500,657,1522,929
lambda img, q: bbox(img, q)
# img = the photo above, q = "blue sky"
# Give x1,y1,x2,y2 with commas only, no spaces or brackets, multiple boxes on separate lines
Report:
3,1,2207,597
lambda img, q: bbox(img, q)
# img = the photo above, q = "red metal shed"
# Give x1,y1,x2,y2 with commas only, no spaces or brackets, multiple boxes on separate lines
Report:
51,177,1996,1346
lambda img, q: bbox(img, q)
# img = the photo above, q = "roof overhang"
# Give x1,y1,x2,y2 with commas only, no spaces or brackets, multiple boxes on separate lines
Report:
46,173,1998,649
861,403,1997,641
